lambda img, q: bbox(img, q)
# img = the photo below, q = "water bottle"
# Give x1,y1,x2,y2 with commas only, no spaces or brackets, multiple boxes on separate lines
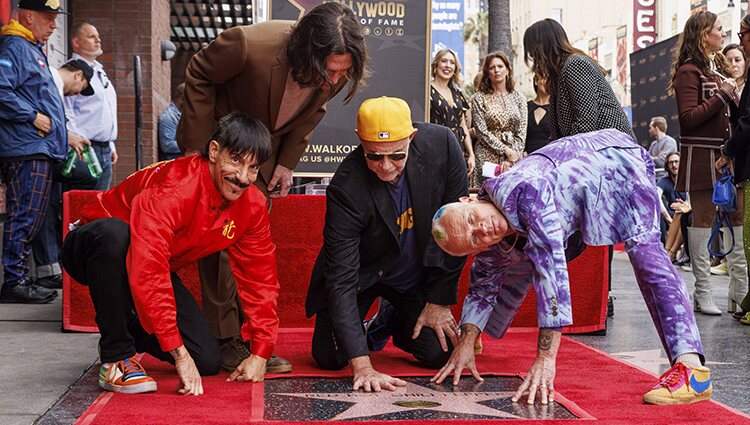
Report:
82,145,103,178
61,149,77,178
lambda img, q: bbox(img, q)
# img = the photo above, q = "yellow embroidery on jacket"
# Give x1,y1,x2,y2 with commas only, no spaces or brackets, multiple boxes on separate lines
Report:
222,220,236,239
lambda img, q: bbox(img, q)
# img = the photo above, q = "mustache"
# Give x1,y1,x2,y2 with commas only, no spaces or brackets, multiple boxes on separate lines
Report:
225,176,250,189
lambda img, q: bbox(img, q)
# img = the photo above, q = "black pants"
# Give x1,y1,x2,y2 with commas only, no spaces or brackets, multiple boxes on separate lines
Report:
311,283,453,370
60,218,220,375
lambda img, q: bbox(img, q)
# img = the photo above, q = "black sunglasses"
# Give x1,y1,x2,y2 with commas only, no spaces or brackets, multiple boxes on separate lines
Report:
364,151,407,162
738,31,750,39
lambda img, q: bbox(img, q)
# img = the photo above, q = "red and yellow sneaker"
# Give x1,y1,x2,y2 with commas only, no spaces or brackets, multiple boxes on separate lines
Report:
99,356,157,394
643,362,712,405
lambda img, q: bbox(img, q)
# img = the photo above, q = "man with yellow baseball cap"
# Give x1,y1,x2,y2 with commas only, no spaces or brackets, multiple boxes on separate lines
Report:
305,96,469,392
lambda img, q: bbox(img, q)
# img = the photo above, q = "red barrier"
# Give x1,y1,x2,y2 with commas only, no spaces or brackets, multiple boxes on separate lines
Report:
62,192,607,333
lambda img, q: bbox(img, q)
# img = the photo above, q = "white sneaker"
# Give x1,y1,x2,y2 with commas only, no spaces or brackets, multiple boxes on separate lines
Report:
710,262,728,276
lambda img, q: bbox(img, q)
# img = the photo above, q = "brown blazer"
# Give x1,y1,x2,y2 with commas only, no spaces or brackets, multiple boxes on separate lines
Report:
673,61,737,192
176,20,348,192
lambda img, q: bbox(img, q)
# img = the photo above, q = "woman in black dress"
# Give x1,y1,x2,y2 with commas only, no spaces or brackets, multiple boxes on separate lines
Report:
524,74,551,154
430,48,475,174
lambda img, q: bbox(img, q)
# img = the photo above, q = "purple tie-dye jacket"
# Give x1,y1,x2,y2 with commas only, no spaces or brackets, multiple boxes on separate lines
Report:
462,129,654,335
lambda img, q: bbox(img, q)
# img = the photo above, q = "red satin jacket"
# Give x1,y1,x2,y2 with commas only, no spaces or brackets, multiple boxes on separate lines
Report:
80,155,279,359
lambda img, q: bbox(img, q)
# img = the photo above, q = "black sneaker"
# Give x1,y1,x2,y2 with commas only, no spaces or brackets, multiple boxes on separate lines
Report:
0,280,56,304
31,281,58,298
35,274,63,289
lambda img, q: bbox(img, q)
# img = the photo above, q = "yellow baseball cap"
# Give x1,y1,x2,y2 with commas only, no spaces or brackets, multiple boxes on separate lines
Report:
356,96,415,142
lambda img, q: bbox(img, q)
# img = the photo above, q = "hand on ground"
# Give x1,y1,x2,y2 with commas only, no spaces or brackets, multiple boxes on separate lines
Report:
512,354,557,405
352,366,407,392
228,354,267,383
430,332,483,386
172,347,204,396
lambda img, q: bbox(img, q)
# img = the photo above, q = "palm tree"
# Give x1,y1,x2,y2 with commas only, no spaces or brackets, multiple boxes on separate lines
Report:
488,0,512,61
464,11,488,59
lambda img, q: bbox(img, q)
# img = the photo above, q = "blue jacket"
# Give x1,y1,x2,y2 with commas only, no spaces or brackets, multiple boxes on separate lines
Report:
0,21,66,160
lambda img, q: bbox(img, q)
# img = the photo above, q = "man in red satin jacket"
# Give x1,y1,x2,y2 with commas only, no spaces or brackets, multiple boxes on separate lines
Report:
61,112,280,395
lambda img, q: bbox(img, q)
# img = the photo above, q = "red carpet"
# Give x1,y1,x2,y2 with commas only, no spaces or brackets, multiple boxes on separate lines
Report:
74,329,748,425
62,193,608,334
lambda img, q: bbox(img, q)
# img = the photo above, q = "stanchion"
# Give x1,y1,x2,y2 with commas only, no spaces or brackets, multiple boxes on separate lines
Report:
134,56,143,170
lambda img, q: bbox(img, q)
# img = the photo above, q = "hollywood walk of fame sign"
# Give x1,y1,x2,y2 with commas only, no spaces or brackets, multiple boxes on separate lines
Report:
255,376,581,421
269,0,431,176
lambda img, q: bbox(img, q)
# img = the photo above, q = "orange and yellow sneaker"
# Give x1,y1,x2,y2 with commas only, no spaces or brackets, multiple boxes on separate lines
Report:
643,362,712,405
99,356,157,394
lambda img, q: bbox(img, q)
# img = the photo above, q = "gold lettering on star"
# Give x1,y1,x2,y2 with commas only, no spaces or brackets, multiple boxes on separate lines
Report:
393,400,441,408
45,0,60,9
222,220,236,239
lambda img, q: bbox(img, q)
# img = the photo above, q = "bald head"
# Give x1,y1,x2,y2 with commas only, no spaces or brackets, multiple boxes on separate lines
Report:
71,22,102,60
432,203,468,256
432,197,512,257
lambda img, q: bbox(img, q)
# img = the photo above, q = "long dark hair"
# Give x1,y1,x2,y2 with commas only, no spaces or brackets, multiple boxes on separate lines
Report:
669,11,733,93
478,51,515,94
286,2,369,103
523,18,602,97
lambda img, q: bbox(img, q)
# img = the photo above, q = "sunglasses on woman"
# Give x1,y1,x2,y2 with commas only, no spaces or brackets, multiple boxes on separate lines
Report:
364,152,408,161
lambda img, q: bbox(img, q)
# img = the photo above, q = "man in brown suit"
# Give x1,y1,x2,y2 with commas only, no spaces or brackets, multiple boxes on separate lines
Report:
177,2,367,373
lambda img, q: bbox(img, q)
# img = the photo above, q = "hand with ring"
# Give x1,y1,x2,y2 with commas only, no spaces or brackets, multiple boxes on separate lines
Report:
512,328,561,405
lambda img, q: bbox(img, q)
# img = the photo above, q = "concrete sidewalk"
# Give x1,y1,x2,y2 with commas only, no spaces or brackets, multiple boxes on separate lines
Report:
0,293,98,425
1,252,748,424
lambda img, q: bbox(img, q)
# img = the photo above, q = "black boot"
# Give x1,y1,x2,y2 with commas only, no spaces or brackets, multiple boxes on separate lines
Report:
35,274,63,289
0,280,57,304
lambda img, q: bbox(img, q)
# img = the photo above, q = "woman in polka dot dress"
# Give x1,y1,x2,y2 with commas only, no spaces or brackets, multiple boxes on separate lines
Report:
522,18,635,141
523,18,636,320
470,51,527,189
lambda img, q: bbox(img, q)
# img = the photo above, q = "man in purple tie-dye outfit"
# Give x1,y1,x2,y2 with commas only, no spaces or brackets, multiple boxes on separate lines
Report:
430,129,711,406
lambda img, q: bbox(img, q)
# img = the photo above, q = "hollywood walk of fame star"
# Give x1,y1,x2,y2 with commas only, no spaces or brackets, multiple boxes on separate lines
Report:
276,381,523,420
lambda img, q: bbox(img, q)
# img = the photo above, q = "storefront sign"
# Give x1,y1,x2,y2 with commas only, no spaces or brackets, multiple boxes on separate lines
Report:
633,0,656,52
